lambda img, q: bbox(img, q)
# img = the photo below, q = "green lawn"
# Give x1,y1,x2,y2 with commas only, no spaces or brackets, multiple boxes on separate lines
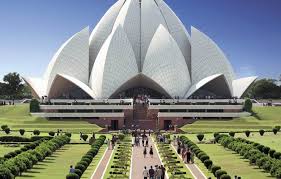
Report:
236,132,281,152
198,144,273,178
0,104,102,133
181,107,281,133
18,144,90,179
0,144,22,157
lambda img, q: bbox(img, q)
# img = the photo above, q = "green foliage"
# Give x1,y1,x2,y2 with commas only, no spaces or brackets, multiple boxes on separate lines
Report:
118,133,125,140
1,125,8,131
65,133,72,138
0,168,14,179
245,130,251,137
215,169,227,178
229,131,235,137
275,126,281,131
2,72,24,99
272,128,278,135
203,159,213,169
244,98,253,112
66,173,79,179
33,130,40,136
220,174,231,179
19,129,25,136
259,129,265,136
4,128,11,134
81,134,88,141
30,99,40,112
48,131,55,137
211,165,221,175
246,79,281,99
196,133,204,141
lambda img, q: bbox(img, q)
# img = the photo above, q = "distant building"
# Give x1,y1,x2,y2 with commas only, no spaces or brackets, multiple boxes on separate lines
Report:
24,0,257,130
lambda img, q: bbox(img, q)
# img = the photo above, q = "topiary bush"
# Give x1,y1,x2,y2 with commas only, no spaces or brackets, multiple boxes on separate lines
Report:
220,174,231,179
196,134,204,142
75,164,86,173
243,98,252,112
30,99,40,112
211,165,221,176
74,169,82,177
33,130,40,136
259,129,265,136
19,129,25,136
4,128,11,134
65,133,72,138
215,169,227,178
273,152,281,159
81,134,88,141
229,132,235,137
269,149,276,158
66,173,79,179
275,126,281,131
203,159,213,169
273,128,278,135
245,130,251,137
1,125,8,131
49,131,55,137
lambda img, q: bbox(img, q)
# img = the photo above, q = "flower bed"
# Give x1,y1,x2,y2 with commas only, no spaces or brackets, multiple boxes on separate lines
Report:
216,134,281,178
106,135,131,179
180,136,230,179
66,135,106,179
0,135,70,179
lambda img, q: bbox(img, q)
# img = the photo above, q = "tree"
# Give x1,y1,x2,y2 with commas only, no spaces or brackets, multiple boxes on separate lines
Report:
243,98,252,112
245,130,251,137
259,129,265,136
197,134,204,141
246,79,280,99
19,129,25,136
3,72,24,101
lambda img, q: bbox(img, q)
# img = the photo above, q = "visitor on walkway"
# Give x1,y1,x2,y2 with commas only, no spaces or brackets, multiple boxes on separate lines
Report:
143,146,147,158
156,166,162,179
149,146,154,158
69,165,75,173
149,166,155,179
148,129,151,136
143,166,149,179
132,136,135,147
190,150,194,164
161,165,165,179
186,149,191,163
181,147,186,160
146,138,149,147
142,137,145,147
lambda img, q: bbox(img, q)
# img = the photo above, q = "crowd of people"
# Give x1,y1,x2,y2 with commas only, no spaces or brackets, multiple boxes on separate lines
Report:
175,136,195,164
143,165,166,179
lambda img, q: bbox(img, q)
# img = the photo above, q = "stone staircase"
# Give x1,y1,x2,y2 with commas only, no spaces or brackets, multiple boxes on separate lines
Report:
133,103,157,129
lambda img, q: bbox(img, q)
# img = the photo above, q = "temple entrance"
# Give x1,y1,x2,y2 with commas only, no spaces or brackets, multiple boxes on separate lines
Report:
111,120,118,130
164,120,172,130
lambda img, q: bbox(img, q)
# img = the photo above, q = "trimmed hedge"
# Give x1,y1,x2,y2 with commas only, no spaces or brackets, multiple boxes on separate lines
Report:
67,135,106,178
0,135,70,177
216,134,281,177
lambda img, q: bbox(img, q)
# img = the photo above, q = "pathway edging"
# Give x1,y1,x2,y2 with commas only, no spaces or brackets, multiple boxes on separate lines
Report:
90,146,108,179
152,137,169,179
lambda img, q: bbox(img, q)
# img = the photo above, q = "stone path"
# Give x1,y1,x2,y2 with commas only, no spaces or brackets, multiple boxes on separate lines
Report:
171,144,207,179
130,136,168,179
91,147,113,179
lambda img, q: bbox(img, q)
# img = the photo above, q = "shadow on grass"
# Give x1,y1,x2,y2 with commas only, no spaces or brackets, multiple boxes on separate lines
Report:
252,111,262,120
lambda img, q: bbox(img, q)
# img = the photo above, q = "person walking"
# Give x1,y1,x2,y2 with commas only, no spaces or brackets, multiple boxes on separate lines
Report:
190,150,194,164
143,146,147,158
156,166,162,179
142,137,145,147
143,166,149,179
149,166,155,179
186,149,191,163
161,165,165,179
146,138,149,147
149,146,154,158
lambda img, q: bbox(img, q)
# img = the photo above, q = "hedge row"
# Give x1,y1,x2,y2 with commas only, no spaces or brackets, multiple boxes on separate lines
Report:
216,134,281,178
0,135,70,179
0,136,53,142
66,135,106,179
180,136,231,179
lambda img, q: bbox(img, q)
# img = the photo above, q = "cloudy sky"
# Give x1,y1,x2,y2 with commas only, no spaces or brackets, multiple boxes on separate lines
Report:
0,0,280,80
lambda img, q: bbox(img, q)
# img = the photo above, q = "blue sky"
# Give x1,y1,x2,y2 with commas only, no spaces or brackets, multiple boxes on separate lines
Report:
0,0,280,81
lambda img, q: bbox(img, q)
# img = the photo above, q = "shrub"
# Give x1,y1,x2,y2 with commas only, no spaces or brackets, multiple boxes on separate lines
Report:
196,134,204,141
273,128,278,135
5,128,11,134
33,130,40,136
215,169,227,178
65,133,72,138
214,132,220,138
0,168,14,179
75,164,86,172
273,152,281,159
81,134,88,141
49,131,55,136
263,146,270,155
259,129,265,136
244,98,252,112
220,174,231,179
199,155,209,162
269,149,276,158
30,99,40,112
203,159,213,169
118,133,125,140
275,126,281,131
74,169,82,177
211,165,221,175
0,136,30,142
19,129,25,136
1,125,8,131
245,130,251,137
66,173,79,179
229,132,235,137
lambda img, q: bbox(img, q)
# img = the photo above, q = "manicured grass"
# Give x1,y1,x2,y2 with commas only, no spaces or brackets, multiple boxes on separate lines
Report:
0,144,22,156
81,145,107,179
18,144,90,179
181,107,281,133
0,104,102,133
197,144,274,178
236,132,281,152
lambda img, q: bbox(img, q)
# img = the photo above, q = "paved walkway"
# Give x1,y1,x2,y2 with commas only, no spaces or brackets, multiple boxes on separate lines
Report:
171,144,207,179
91,147,113,179
130,136,166,179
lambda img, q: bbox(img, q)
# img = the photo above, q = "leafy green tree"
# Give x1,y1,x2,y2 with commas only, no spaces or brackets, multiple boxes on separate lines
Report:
3,72,24,101
243,98,252,112
246,79,280,99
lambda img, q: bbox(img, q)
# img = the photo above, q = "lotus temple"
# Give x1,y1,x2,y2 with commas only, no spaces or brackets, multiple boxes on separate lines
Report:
24,0,257,130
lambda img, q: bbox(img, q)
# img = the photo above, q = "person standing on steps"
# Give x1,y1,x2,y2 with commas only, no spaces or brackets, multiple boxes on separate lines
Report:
149,146,153,158
143,166,149,179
